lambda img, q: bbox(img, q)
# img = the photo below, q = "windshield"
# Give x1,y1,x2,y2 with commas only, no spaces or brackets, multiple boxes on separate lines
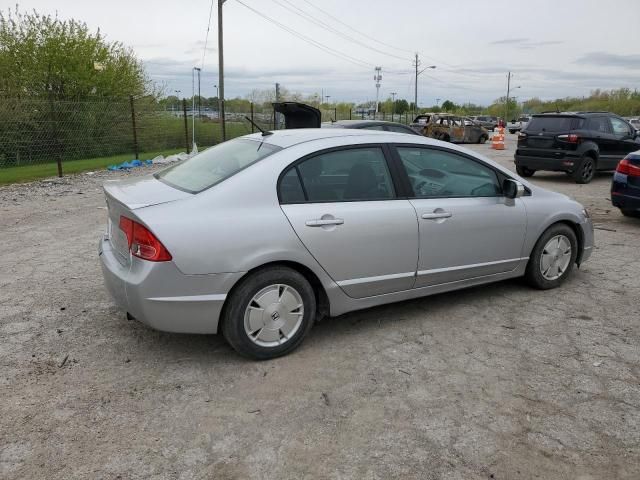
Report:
155,138,280,193
526,116,583,133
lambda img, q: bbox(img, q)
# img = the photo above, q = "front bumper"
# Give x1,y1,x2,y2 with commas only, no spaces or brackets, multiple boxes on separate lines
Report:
99,236,244,334
578,216,594,265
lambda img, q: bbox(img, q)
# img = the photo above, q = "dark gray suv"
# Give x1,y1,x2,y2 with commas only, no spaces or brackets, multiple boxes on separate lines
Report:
515,112,640,183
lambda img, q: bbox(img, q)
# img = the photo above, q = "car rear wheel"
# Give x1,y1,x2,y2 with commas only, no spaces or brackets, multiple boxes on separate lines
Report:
516,165,535,177
509,129,517,134
478,134,488,144
573,156,596,184
222,267,316,360
525,224,577,290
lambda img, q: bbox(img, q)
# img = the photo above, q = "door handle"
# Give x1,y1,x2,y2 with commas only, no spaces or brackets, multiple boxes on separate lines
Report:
421,212,452,220
305,218,344,227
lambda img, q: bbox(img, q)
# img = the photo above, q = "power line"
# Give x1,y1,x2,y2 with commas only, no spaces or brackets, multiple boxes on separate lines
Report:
298,0,414,55
201,0,216,70
234,0,376,69
271,0,409,62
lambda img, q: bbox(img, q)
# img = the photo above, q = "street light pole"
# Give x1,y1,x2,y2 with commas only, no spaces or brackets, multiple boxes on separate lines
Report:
218,0,227,141
192,67,200,149
413,53,436,114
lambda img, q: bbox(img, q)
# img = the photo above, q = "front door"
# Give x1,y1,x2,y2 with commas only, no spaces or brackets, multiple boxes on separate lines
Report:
610,117,640,165
279,146,419,298
392,145,527,287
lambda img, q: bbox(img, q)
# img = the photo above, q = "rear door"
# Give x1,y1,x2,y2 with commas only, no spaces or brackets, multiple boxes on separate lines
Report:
279,145,419,298
584,116,618,168
609,117,640,164
391,145,527,287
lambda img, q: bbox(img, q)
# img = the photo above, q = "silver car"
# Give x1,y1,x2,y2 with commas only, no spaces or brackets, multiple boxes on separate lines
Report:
99,129,594,359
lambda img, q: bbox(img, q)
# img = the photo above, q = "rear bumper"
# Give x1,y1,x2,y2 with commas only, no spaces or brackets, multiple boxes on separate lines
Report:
515,152,581,172
611,174,640,211
99,236,245,334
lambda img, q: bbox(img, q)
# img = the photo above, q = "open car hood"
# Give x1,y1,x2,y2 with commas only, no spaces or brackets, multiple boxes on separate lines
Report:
273,102,321,129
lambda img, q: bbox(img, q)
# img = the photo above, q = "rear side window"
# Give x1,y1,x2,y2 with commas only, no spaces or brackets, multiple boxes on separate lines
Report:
155,139,280,193
280,147,395,203
610,117,633,136
526,116,584,132
386,125,415,134
586,117,611,133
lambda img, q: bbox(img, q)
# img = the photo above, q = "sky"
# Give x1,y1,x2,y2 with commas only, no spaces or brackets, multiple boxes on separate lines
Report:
3,0,640,106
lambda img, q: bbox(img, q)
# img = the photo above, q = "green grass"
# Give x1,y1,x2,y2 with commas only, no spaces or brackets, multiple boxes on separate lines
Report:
0,121,251,185
0,148,187,185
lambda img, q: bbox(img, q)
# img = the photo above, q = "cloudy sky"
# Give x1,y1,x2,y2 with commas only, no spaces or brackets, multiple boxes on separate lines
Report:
4,0,640,105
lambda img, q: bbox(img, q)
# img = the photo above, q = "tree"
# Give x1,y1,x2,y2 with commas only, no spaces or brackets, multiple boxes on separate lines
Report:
441,100,458,112
0,7,150,99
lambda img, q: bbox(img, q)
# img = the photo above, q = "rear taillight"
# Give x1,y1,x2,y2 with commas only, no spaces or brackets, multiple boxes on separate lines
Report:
616,157,640,177
118,216,172,262
517,132,527,140
557,133,580,143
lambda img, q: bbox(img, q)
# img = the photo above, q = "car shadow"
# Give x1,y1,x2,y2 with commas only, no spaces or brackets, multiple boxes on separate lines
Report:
528,171,613,184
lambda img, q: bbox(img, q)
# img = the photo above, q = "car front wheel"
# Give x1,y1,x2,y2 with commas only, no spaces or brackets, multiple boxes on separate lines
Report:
525,224,578,289
222,267,316,360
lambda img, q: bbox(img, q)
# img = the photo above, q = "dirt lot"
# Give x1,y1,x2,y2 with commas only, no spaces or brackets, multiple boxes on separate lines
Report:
1,135,639,480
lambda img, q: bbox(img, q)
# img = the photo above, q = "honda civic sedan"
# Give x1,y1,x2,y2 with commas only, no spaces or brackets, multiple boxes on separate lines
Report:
99,129,594,359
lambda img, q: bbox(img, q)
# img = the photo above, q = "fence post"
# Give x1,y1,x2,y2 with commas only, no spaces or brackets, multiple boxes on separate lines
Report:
272,110,276,130
250,102,255,133
182,99,190,154
48,90,63,177
334,107,337,121
129,95,139,160
349,109,352,120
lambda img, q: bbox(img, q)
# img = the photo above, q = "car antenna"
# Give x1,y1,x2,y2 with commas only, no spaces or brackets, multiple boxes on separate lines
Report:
244,116,273,136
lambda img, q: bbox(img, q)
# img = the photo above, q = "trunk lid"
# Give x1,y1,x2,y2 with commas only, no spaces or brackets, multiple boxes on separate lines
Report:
272,102,321,129
520,115,584,150
103,175,192,261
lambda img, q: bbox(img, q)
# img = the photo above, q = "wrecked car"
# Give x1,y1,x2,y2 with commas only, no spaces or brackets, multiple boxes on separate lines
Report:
411,114,489,144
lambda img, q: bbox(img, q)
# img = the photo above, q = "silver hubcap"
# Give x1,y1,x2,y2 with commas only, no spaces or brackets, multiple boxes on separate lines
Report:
244,284,304,347
540,235,572,280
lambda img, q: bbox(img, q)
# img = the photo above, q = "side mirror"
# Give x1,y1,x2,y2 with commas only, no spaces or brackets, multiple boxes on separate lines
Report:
503,178,525,199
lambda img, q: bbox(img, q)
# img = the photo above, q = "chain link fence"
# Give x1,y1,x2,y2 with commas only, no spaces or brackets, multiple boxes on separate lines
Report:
0,96,416,178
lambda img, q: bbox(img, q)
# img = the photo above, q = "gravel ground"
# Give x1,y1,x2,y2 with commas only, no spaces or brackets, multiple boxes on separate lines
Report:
1,135,639,479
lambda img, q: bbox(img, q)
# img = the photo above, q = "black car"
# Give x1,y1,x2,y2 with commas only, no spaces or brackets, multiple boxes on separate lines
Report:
514,112,640,184
322,119,421,135
611,150,640,217
271,102,420,136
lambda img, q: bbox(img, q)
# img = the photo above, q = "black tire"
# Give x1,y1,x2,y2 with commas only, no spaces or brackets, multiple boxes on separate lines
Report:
442,134,451,142
221,267,316,360
516,165,535,177
509,129,517,134
478,134,488,144
573,155,596,184
525,223,578,290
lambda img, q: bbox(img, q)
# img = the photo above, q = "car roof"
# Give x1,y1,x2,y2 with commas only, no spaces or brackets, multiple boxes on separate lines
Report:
321,120,412,128
243,127,394,148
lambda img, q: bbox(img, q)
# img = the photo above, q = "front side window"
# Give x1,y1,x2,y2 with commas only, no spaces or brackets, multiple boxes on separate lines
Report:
280,147,395,203
610,117,632,137
156,139,280,193
397,147,501,198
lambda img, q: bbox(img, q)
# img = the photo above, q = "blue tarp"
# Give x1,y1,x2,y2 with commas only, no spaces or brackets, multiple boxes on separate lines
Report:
107,159,153,171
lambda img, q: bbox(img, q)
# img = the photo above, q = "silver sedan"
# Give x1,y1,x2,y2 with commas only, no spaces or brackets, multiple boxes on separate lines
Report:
99,129,594,359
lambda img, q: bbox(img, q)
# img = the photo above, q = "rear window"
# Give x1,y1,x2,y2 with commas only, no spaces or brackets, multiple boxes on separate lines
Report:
526,116,584,132
518,116,530,122
155,138,280,193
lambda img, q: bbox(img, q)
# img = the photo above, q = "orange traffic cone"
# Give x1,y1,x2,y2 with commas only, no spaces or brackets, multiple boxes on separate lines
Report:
491,131,505,150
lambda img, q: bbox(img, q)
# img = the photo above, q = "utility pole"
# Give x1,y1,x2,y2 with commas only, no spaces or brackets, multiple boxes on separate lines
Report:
374,66,382,115
218,0,227,141
391,92,397,121
197,68,201,118
275,82,280,129
192,67,200,149
505,71,512,125
413,53,436,114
